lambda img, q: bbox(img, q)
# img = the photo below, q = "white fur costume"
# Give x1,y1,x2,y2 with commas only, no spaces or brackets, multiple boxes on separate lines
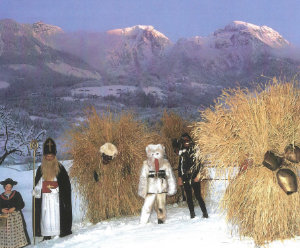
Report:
138,144,177,224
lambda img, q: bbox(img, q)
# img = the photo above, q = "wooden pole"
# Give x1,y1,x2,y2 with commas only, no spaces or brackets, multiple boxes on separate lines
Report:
30,140,38,245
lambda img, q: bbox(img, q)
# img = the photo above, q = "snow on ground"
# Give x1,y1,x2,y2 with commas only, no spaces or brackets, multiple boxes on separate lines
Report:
71,85,136,97
1,162,300,248
0,81,9,89
142,86,165,98
29,116,44,121
46,62,101,80
60,96,75,101
71,85,165,99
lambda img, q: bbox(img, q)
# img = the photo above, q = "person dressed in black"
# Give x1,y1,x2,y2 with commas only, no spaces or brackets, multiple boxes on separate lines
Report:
177,133,208,219
0,178,30,248
33,137,72,241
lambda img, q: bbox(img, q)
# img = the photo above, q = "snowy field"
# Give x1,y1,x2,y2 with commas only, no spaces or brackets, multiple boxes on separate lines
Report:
1,162,300,248
0,81,9,89
71,85,165,99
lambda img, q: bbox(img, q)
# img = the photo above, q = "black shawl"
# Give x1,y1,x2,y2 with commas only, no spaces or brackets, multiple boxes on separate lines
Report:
0,190,31,244
33,163,72,237
178,146,201,181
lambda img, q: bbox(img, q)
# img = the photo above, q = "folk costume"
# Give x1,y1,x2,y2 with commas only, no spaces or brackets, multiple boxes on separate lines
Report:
94,143,118,182
33,138,72,239
0,178,30,248
138,144,177,224
178,133,208,219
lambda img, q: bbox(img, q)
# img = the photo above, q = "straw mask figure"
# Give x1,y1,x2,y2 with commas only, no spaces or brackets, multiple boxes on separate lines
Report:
192,81,300,246
94,143,118,182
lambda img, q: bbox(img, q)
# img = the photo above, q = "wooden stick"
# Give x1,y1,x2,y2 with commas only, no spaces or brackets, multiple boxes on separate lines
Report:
30,140,38,245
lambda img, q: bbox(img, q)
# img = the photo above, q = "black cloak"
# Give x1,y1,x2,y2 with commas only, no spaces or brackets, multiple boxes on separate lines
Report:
0,190,31,245
33,163,72,237
178,146,201,182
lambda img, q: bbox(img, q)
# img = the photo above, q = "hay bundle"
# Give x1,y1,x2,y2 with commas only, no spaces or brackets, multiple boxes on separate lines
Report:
192,79,300,245
193,79,300,168
223,166,300,245
66,108,158,223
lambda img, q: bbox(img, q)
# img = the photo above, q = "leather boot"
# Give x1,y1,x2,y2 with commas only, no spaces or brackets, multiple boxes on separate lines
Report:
190,211,196,219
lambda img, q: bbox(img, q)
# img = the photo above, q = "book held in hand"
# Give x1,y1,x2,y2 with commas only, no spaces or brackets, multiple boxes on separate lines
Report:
42,181,58,193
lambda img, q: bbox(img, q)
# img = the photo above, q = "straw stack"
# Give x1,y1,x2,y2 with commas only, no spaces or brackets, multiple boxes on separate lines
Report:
66,108,158,223
159,110,191,169
192,79,300,245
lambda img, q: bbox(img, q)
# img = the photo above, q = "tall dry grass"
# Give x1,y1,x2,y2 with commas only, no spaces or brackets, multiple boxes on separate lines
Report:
159,110,191,168
192,79,300,245
66,108,158,223
193,79,300,168
223,165,300,246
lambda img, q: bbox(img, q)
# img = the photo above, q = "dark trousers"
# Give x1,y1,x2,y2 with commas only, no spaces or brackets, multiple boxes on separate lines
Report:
183,181,208,216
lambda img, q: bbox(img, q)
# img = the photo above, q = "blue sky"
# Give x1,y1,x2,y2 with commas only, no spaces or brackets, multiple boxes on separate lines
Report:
1,0,300,45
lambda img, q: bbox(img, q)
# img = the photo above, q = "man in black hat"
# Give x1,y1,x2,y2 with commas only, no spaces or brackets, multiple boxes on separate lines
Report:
178,133,208,219
33,137,72,240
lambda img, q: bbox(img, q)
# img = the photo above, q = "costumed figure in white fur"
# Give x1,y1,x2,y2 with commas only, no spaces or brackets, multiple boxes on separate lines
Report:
138,144,177,224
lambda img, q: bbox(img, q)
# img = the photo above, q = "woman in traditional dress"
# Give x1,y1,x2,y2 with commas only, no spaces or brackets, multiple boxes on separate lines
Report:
0,178,30,248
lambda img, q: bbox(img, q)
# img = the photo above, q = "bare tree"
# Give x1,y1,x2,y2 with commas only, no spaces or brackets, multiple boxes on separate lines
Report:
0,106,46,165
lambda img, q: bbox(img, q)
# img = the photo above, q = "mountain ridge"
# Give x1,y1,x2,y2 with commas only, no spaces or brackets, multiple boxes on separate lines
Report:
0,18,299,140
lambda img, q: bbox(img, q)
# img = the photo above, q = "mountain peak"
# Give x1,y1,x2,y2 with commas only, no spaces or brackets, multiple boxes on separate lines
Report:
107,25,169,41
0,18,18,25
0,18,25,31
32,21,64,35
225,21,261,31
215,21,289,48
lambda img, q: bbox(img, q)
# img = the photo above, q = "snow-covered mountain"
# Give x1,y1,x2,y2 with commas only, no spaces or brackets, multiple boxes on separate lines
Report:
32,21,64,40
213,21,289,49
104,25,172,81
164,21,297,87
0,19,100,84
2,19,298,89
1,19,299,145
50,25,172,84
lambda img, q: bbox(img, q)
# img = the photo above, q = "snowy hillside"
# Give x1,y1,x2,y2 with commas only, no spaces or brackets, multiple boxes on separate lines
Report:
1,19,300,150
1,163,300,247
165,20,296,88
213,21,289,49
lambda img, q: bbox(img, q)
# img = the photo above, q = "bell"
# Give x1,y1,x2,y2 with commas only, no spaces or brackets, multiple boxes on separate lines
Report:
262,151,282,171
276,168,298,195
284,145,300,163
